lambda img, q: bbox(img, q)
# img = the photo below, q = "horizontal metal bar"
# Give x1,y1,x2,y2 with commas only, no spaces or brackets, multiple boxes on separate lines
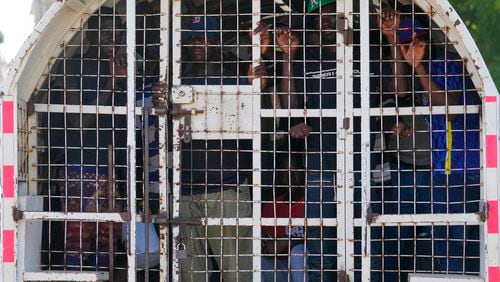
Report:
189,85,254,93
20,211,128,222
23,271,109,281
19,211,481,226
352,105,480,117
32,104,479,117
261,217,338,227
355,213,482,226
261,105,479,118
407,273,483,281
34,104,127,114
261,109,338,118
33,104,167,116
179,217,338,227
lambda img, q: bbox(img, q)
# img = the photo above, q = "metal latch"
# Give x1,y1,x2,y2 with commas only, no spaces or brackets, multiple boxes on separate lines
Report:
171,108,204,143
336,13,353,46
339,117,350,140
171,85,194,104
478,201,488,222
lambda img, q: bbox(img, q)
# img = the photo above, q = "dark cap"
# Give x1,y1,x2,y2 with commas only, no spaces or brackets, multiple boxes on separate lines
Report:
182,16,220,41
398,19,428,43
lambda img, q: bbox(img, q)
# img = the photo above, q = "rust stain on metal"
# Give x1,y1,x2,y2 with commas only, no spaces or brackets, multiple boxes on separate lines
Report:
343,118,350,129
338,270,350,282
454,19,461,27
120,212,130,221
12,206,24,221
365,205,379,225
478,202,488,222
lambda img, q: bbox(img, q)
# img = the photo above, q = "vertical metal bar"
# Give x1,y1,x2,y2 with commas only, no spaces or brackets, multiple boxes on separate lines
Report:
343,0,355,278
335,0,348,277
159,0,171,281
107,145,115,281
158,109,170,281
359,0,371,280
171,0,181,87
142,110,150,282
252,0,262,279
126,0,137,280
171,0,182,280
171,116,182,282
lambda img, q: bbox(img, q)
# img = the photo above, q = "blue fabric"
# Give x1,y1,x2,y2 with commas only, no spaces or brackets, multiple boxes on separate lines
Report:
306,172,337,281
422,58,480,175
261,244,307,282
432,173,480,272
398,19,428,44
387,162,432,215
377,162,432,278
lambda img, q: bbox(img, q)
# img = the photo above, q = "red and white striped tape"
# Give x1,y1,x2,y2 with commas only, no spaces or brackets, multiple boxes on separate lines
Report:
2,99,16,277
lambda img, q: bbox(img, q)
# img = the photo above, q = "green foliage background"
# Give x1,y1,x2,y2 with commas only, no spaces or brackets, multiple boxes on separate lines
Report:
449,0,500,90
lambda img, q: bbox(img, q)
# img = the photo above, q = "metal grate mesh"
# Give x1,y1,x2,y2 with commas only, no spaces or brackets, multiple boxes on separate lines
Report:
20,0,485,281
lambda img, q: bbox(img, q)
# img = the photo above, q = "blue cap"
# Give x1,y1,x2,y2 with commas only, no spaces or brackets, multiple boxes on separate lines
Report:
398,19,428,43
182,16,220,41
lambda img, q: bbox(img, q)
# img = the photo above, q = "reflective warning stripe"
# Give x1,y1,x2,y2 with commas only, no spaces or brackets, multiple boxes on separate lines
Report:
445,120,453,175
489,266,500,282
2,230,14,263
484,95,499,281
2,101,14,134
485,96,497,103
3,166,14,199
2,97,16,281
488,200,499,234
486,135,498,169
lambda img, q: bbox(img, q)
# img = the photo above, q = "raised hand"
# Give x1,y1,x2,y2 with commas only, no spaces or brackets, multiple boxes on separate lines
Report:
111,53,127,79
252,21,271,56
276,26,300,57
392,122,412,137
376,8,400,44
247,63,268,90
289,122,312,139
400,37,426,69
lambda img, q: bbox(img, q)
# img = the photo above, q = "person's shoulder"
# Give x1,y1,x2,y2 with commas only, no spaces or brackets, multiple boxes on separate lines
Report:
430,57,463,78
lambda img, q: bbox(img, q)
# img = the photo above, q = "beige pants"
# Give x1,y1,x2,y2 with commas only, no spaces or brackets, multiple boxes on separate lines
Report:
179,186,252,281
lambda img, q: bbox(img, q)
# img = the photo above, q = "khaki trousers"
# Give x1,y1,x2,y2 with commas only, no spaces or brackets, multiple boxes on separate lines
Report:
179,186,252,281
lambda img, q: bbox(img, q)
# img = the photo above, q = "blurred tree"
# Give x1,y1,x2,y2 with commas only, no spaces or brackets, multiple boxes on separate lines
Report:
449,0,500,89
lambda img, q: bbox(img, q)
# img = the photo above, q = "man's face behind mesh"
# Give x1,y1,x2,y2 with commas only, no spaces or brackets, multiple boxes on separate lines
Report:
186,36,218,61
314,4,336,45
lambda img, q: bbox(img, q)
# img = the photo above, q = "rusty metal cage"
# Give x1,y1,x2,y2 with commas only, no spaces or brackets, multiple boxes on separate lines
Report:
1,0,499,281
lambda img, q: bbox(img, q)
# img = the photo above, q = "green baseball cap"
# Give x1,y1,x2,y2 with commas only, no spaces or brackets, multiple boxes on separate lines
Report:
307,0,336,13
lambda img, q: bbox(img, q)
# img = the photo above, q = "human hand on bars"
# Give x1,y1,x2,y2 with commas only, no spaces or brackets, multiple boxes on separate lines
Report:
377,7,400,44
110,53,127,80
251,21,271,56
276,26,300,58
400,36,426,69
247,63,268,90
392,122,412,137
152,81,168,108
289,122,312,139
